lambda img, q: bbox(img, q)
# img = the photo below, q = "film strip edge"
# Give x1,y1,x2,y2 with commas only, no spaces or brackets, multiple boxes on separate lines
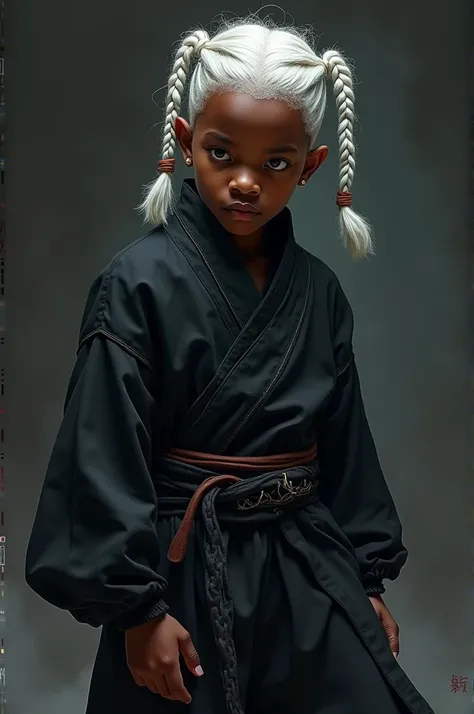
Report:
470,0,474,703
0,0,5,709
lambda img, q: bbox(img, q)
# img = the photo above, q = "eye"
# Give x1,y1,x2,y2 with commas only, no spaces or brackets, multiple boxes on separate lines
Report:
266,158,290,172
209,148,231,162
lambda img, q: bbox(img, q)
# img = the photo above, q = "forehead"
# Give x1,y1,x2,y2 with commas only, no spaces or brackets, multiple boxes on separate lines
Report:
195,92,308,147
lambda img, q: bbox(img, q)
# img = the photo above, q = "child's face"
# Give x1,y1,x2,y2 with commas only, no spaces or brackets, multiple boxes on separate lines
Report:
176,92,327,238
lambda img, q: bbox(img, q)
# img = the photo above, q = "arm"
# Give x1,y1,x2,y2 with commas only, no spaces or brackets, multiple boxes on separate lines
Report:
25,333,168,629
25,254,207,701
318,281,408,595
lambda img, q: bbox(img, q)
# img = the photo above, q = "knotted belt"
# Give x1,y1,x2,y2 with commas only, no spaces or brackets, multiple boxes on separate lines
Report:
163,445,319,714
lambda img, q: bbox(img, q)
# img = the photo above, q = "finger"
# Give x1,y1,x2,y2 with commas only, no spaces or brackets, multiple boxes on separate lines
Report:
165,661,192,704
178,631,204,677
388,631,400,658
157,674,175,700
142,675,161,695
383,621,400,658
131,672,147,687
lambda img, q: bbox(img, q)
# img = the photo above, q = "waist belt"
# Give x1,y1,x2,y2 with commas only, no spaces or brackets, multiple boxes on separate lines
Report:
163,445,319,714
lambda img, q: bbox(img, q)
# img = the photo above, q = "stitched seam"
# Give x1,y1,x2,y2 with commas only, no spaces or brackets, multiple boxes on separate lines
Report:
185,244,297,427
78,327,153,370
221,252,311,451
95,232,155,326
174,210,243,329
164,225,236,340
188,299,278,429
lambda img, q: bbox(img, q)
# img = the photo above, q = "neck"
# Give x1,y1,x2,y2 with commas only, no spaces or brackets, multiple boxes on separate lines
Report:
230,228,269,293
230,228,266,261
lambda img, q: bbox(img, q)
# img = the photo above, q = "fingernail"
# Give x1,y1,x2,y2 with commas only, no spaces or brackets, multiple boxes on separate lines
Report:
195,665,204,676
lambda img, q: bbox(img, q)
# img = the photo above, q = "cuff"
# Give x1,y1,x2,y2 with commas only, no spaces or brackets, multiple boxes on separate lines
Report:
116,598,169,631
364,582,385,596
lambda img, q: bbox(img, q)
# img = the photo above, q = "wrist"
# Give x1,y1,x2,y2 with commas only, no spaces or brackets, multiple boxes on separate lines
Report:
116,598,169,631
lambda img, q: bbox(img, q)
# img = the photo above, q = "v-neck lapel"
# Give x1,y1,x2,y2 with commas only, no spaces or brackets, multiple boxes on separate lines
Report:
173,181,260,326
169,180,294,328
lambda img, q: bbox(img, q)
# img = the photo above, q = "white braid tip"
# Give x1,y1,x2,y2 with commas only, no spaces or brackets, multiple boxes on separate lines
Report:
339,206,374,260
138,172,174,226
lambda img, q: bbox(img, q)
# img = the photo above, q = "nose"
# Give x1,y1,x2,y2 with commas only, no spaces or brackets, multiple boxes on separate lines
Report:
228,171,261,197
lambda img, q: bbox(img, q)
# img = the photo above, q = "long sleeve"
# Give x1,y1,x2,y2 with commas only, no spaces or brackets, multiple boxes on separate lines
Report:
318,280,408,595
26,334,168,628
26,250,168,629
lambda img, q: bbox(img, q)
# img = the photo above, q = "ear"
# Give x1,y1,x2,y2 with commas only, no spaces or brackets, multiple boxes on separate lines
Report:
299,145,328,184
175,117,193,164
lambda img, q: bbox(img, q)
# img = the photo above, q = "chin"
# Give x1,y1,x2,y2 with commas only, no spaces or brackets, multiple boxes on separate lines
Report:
218,213,266,236
226,222,264,236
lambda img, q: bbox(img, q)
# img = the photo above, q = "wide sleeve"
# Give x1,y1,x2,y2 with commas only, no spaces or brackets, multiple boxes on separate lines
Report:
318,280,408,595
26,254,168,629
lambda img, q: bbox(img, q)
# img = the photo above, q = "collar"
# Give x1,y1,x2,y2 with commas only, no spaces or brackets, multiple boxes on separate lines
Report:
167,179,297,326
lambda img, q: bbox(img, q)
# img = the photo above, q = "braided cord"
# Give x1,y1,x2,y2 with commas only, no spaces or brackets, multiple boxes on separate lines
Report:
202,489,244,714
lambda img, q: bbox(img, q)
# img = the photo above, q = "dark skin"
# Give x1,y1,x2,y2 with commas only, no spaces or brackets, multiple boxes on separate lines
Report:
125,92,399,703
176,92,326,291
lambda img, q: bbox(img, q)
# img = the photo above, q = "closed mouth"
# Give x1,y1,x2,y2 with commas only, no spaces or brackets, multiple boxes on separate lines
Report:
224,203,261,214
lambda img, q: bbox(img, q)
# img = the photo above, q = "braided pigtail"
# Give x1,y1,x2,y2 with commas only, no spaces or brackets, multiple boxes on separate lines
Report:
323,51,373,259
139,30,209,225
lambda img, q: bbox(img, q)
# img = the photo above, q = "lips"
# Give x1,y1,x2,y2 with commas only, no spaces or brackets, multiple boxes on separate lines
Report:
225,202,260,214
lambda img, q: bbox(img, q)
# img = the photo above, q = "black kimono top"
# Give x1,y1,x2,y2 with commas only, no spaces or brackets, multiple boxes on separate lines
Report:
25,180,407,630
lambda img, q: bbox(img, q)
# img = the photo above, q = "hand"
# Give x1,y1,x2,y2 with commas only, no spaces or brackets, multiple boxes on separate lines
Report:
125,614,203,703
369,595,399,659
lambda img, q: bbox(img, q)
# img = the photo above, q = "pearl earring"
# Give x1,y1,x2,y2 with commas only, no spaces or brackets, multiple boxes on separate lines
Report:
300,179,307,186
185,158,193,166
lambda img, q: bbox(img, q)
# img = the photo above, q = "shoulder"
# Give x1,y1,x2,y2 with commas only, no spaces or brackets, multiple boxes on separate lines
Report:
301,247,354,365
78,226,178,363
302,249,352,317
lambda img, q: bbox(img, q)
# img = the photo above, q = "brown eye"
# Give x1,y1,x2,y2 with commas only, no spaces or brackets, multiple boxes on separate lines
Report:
266,158,290,171
209,148,231,161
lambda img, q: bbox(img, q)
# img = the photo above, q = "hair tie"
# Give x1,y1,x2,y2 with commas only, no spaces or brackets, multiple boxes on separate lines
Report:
158,158,176,174
336,191,352,208
194,37,209,59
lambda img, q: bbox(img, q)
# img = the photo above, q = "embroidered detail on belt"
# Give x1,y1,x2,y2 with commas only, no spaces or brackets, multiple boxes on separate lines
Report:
237,472,314,511
163,446,319,714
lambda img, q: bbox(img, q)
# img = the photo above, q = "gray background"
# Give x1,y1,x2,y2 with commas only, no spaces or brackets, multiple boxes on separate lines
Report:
9,1,470,713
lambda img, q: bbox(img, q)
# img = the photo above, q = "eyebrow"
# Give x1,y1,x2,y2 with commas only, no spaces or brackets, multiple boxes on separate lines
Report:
203,131,299,154
266,144,298,154
203,131,234,145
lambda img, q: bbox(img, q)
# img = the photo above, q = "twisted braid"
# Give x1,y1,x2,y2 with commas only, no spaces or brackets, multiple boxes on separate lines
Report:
162,31,209,161
140,20,373,257
323,51,373,258
323,51,355,194
139,31,208,225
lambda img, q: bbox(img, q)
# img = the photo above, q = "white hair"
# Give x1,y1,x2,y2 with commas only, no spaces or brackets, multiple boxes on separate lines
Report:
139,20,373,258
